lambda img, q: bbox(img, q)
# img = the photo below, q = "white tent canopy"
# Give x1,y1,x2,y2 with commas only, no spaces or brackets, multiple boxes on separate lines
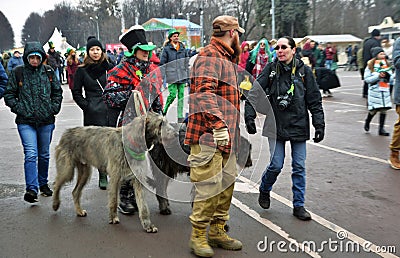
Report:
43,27,74,54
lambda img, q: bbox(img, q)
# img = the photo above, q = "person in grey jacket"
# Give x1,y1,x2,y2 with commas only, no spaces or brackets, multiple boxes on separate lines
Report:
245,36,325,221
4,42,63,203
159,29,189,122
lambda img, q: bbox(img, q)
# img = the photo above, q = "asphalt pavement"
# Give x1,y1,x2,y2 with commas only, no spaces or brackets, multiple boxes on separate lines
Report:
0,69,399,258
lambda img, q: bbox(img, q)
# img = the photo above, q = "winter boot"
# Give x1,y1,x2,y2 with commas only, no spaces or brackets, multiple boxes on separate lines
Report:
378,113,390,136
189,226,214,257
258,191,270,209
388,150,400,170
98,171,108,190
208,221,242,251
364,113,374,132
118,179,137,215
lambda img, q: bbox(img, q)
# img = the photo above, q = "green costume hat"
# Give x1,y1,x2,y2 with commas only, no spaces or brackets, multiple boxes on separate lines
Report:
48,41,55,49
119,25,156,58
167,29,180,39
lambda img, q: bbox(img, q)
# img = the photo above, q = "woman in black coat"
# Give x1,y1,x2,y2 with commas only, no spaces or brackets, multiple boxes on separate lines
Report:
72,37,119,190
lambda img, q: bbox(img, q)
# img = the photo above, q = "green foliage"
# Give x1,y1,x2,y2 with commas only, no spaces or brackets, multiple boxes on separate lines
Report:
256,0,309,38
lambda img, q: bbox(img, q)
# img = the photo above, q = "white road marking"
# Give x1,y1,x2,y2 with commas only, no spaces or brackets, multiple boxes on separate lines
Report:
231,197,321,257
322,100,366,107
234,176,398,258
307,141,389,164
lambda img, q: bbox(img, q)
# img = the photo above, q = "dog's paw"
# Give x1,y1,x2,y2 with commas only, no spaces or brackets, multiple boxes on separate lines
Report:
76,210,87,217
145,225,158,233
160,208,172,215
109,217,120,224
52,201,60,211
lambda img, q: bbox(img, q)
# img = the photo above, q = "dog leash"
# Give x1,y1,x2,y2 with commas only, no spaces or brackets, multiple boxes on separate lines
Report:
132,90,146,116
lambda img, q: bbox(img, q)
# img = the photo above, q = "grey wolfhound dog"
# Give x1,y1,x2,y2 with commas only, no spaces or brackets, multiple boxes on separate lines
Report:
52,111,177,233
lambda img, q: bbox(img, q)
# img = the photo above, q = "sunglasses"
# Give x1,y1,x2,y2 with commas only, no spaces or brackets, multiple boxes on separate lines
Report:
274,45,290,51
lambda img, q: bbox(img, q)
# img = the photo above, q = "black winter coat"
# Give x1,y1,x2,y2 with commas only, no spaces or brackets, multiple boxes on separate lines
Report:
245,58,325,141
362,37,381,68
72,60,119,127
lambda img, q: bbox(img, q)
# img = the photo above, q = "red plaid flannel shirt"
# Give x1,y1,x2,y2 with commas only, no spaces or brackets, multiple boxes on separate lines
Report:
184,37,240,153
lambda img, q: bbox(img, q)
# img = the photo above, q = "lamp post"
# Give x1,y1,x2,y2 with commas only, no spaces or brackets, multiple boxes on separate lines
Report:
89,16,100,41
200,8,204,47
270,0,275,39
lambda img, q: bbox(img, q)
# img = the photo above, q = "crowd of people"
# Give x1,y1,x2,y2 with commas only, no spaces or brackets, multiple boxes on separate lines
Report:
2,15,400,258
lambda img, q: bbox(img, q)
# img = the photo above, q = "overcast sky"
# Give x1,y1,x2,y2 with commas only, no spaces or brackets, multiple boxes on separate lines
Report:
1,0,77,47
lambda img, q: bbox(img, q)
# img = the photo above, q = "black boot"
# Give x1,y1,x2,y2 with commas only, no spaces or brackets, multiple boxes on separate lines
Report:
258,191,270,209
379,113,390,136
364,113,374,132
118,179,137,215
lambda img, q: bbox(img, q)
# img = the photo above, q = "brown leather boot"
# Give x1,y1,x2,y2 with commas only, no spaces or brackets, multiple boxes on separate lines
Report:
389,150,400,170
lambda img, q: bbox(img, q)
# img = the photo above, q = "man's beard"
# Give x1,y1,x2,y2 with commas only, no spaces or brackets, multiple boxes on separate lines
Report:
231,35,242,57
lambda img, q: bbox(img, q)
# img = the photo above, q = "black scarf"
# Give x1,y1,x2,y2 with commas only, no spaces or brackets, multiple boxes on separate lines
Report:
86,60,110,80
126,56,150,77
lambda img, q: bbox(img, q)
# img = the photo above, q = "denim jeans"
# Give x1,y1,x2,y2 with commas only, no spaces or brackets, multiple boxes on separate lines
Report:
325,59,333,70
54,68,60,82
17,124,55,193
260,138,307,207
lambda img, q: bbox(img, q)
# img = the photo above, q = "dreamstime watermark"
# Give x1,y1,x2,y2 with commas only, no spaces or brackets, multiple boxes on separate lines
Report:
257,230,397,254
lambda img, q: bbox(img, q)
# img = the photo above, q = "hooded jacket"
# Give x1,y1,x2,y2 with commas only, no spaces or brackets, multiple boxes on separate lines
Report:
4,42,63,126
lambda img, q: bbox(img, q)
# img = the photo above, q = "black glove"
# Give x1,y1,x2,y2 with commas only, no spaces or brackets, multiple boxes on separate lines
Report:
245,119,257,134
313,128,324,143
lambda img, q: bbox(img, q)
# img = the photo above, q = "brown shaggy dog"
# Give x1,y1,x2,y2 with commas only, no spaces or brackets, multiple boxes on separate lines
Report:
52,112,176,233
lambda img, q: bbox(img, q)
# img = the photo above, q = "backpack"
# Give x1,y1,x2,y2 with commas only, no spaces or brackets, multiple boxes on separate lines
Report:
14,64,54,87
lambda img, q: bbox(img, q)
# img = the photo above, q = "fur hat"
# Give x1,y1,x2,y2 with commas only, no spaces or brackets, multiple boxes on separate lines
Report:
119,25,156,58
86,36,103,54
48,41,55,49
371,29,381,37
370,46,384,58
167,29,180,39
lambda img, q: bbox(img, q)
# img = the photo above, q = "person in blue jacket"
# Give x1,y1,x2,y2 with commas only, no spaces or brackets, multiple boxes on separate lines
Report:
0,62,8,98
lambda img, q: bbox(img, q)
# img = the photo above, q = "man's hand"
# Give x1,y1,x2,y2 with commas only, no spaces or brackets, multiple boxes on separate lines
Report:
313,128,324,143
245,119,257,134
213,128,230,147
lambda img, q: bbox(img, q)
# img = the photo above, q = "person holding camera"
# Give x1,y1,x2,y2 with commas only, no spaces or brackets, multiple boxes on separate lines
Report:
363,47,393,136
244,36,325,221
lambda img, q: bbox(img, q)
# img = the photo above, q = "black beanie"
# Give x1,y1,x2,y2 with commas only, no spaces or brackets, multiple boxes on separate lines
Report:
86,36,103,54
371,29,380,37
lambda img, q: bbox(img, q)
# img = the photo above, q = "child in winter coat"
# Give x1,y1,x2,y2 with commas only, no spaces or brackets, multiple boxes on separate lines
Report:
364,47,393,136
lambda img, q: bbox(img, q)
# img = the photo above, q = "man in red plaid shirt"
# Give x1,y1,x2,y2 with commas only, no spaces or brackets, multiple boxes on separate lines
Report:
184,15,244,257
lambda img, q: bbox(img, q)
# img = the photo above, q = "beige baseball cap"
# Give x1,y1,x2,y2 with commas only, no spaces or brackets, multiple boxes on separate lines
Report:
212,15,245,34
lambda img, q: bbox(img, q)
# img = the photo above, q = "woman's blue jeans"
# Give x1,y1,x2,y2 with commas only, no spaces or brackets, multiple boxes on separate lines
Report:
17,124,55,193
260,138,307,207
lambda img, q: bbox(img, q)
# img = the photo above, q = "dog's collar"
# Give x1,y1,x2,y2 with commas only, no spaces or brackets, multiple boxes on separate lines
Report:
124,145,146,161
